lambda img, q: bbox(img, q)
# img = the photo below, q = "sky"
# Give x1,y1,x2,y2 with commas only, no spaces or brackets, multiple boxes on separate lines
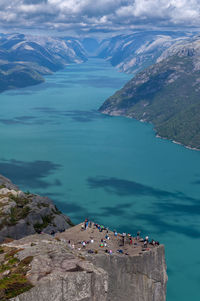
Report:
1,0,200,36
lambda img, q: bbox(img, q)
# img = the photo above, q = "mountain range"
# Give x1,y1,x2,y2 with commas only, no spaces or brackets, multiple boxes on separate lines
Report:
0,33,87,92
1,31,200,150
97,31,191,74
99,35,200,150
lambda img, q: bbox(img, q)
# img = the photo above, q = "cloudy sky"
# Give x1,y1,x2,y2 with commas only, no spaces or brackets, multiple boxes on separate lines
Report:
1,0,200,36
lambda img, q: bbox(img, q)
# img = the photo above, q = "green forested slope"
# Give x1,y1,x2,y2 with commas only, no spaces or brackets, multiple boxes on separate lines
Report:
99,55,200,149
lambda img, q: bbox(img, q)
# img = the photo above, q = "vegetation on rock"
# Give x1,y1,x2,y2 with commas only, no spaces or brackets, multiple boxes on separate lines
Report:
0,246,33,300
100,54,200,149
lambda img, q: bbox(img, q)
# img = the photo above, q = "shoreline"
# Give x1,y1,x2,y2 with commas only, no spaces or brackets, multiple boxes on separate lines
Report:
155,133,200,152
100,110,200,152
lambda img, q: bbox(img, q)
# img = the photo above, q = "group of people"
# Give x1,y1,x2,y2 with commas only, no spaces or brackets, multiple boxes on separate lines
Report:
79,219,160,254
81,218,93,230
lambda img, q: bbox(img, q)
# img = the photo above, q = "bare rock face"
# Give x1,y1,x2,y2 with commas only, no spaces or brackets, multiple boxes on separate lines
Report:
0,176,167,301
0,175,18,190
57,224,167,301
1,231,167,301
0,175,72,243
2,234,108,301
87,247,167,301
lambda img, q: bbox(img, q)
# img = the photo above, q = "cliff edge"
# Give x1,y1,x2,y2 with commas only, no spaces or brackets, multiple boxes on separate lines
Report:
0,175,167,301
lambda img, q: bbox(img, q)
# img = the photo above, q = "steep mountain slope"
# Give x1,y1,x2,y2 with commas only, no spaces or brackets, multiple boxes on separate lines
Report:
99,39,200,150
0,33,87,92
98,31,190,74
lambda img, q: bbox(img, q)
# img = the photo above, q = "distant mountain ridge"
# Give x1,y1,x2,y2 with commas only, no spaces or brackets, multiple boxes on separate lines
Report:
0,33,87,92
97,31,192,74
0,31,197,93
99,37,200,150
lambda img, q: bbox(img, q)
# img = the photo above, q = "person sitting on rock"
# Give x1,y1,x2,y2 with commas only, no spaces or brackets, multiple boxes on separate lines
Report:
117,249,123,254
150,239,155,246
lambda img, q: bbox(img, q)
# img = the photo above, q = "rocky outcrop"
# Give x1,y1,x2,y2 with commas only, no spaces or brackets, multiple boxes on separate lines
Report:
0,176,167,301
58,224,167,301
0,232,167,301
1,234,108,301
87,247,167,301
0,176,72,243
0,175,18,190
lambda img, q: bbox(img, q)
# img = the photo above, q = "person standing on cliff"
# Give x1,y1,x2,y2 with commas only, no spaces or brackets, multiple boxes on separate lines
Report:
144,240,147,248
84,218,88,230
122,233,126,246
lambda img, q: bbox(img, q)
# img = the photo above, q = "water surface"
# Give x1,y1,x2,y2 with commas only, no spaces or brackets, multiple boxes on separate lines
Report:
1,58,200,301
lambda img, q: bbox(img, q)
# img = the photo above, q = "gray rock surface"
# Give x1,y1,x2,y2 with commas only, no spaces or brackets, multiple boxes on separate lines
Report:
0,175,72,242
0,176,167,301
0,174,18,190
4,230,167,301
86,246,167,301
5,235,108,301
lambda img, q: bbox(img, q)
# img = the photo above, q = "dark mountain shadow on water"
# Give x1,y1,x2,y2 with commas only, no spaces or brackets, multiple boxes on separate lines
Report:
87,176,200,238
87,176,196,201
71,75,129,89
0,159,62,189
33,107,110,123
132,212,200,238
3,81,67,96
0,115,57,126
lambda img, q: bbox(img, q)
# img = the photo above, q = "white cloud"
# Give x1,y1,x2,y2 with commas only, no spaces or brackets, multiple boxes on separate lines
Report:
0,0,200,35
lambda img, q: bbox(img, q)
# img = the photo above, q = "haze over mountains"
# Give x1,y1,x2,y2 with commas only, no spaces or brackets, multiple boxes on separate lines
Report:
0,31,195,92
0,31,191,91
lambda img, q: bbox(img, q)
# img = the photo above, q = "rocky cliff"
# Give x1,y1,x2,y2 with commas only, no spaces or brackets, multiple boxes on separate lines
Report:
1,234,108,301
0,175,72,243
0,176,167,301
87,247,167,301
0,229,167,301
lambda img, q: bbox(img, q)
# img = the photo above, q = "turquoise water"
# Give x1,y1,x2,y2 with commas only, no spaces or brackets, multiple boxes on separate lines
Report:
0,58,200,300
